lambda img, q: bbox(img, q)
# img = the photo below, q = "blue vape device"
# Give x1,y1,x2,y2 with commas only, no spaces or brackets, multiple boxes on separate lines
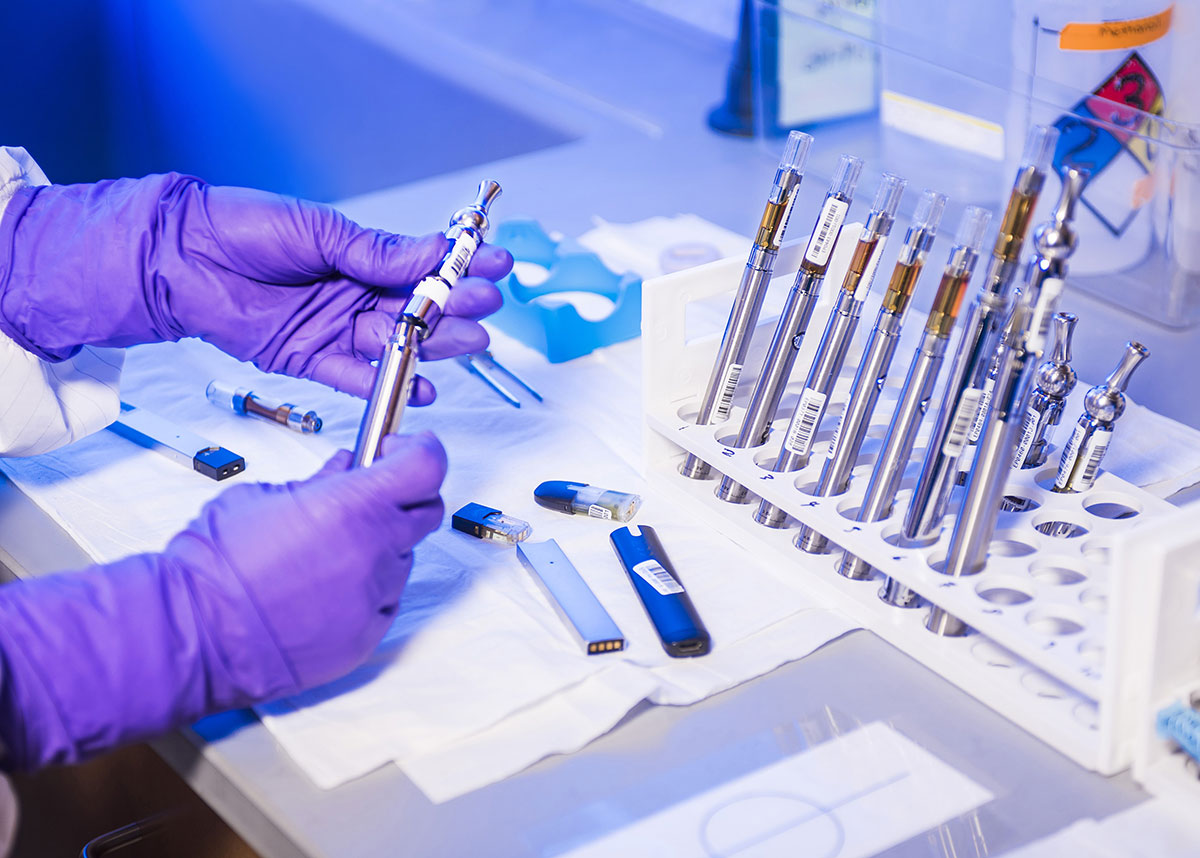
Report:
609,524,711,658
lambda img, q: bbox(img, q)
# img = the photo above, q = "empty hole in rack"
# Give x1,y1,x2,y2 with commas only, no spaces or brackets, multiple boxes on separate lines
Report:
1079,587,1108,613
1082,492,1142,520
1078,640,1105,665
989,533,1038,557
676,402,701,423
971,639,1020,668
1020,669,1074,700
999,494,1041,513
976,578,1035,605
1034,468,1060,492
753,447,783,469
1029,557,1088,586
1032,515,1089,539
1025,609,1085,636
1072,701,1100,731
1081,540,1112,567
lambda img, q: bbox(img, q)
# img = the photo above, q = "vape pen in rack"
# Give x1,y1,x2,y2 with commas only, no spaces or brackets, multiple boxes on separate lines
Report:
928,169,1086,637
1012,312,1078,469
898,125,1059,549
680,132,812,480
1053,341,1149,494
795,190,965,555
830,206,987,583
755,189,945,529
713,158,881,504
353,180,501,468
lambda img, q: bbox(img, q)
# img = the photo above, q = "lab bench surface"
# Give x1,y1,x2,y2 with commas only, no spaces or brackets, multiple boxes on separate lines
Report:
0,470,1146,857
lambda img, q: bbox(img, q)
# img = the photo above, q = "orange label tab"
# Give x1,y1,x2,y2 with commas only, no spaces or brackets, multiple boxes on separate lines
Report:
1059,6,1173,51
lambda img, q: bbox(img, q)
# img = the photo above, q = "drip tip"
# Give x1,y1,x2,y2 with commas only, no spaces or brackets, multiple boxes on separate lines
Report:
1051,312,1078,364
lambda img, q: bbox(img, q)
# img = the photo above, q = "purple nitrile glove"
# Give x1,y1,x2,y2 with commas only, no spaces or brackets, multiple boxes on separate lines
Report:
0,174,513,404
0,432,445,771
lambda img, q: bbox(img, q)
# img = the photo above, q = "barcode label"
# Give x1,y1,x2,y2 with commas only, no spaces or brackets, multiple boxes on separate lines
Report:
587,504,613,520
854,236,888,300
439,232,479,285
1077,429,1111,490
715,363,743,420
1012,407,1041,468
942,387,983,457
633,560,684,596
826,411,847,460
804,197,849,267
1054,423,1087,490
968,378,994,442
784,388,827,455
772,190,798,248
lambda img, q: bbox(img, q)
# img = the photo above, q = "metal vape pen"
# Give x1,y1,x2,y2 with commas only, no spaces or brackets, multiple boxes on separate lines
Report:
754,189,945,529
898,125,1059,549
1012,312,1078,469
680,132,812,480
353,180,501,468
832,207,989,582
927,169,1086,637
712,159,883,504
1053,341,1149,494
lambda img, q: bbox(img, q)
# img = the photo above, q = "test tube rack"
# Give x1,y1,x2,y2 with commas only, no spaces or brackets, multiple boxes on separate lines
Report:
642,234,1186,776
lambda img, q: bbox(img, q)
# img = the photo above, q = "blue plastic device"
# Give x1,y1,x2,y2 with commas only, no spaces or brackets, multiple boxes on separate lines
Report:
489,219,642,363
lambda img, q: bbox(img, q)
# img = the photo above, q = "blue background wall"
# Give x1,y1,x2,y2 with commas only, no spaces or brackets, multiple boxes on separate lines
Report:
2,0,573,201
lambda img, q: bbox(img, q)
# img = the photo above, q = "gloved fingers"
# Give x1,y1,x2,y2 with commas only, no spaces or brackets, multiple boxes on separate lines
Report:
417,318,490,362
306,354,437,405
365,431,449,508
331,229,450,290
312,449,354,481
467,243,515,281
374,277,502,320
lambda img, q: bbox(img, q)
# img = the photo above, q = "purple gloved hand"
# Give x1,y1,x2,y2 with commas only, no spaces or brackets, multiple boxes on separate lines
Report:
0,175,512,403
0,432,445,770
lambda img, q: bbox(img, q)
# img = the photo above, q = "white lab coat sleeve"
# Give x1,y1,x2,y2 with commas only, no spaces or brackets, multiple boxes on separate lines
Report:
0,147,124,457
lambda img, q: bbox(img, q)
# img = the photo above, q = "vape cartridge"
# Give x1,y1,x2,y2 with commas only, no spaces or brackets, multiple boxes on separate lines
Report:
928,169,1086,637
680,131,812,480
533,480,642,522
755,188,944,529
713,157,878,505
898,125,1059,550
353,179,501,468
1012,312,1078,469
832,206,988,582
1053,341,1149,494
796,190,965,555
451,502,532,545
206,380,323,434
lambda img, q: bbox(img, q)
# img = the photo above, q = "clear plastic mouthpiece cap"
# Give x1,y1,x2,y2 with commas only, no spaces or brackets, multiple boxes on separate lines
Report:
828,153,865,198
1021,124,1060,173
872,172,907,218
956,205,992,252
778,130,814,174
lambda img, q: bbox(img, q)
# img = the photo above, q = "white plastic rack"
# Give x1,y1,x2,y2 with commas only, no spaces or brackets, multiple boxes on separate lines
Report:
642,236,1184,775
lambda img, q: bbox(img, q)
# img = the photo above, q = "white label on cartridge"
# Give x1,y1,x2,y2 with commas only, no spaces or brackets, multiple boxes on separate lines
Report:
1012,407,1041,468
1055,424,1087,490
633,560,685,596
942,387,982,457
784,388,827,456
772,190,799,248
438,232,479,287
854,236,888,300
715,363,743,420
587,504,613,520
804,197,849,267
413,276,452,309
1077,429,1111,490
968,378,994,442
